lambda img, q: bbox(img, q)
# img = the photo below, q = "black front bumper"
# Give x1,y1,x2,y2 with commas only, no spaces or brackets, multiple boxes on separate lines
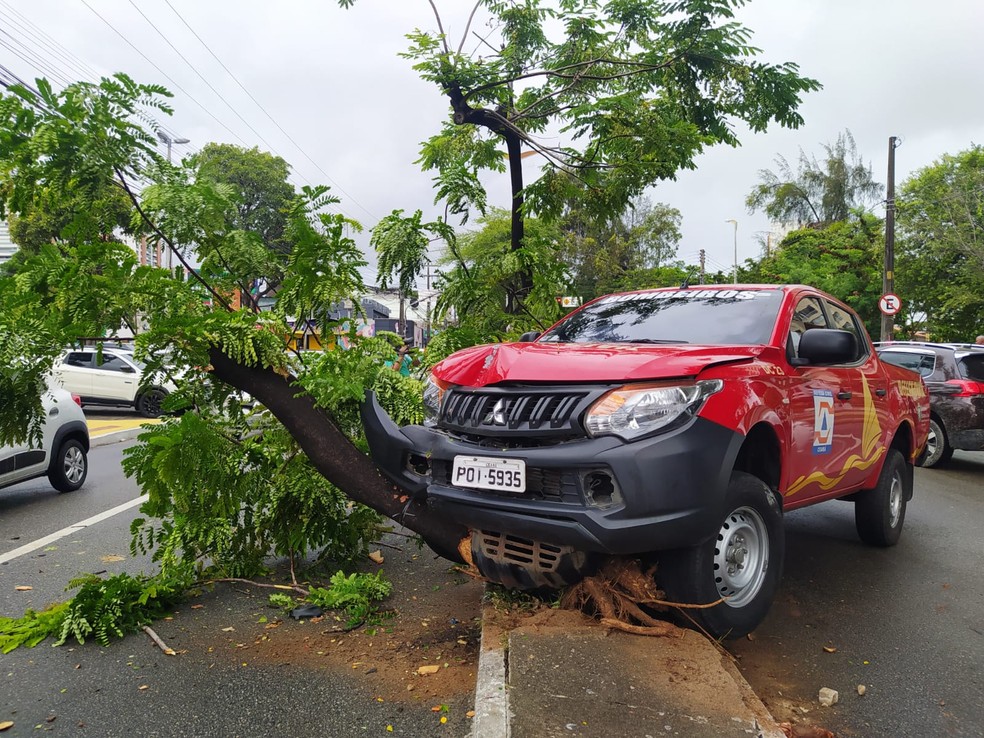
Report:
361,391,743,556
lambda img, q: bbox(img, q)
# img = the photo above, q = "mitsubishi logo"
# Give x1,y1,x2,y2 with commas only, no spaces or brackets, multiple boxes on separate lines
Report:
485,399,508,426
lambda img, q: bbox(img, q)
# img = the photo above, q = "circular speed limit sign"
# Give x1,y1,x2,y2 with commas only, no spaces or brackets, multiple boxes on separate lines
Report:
879,293,902,316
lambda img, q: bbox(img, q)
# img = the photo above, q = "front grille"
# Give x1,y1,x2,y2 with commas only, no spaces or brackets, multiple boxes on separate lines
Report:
431,460,583,505
441,387,594,436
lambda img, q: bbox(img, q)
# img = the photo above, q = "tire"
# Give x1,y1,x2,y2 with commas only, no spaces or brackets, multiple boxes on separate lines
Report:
136,388,167,418
49,439,88,493
855,448,909,547
658,472,784,640
916,417,952,468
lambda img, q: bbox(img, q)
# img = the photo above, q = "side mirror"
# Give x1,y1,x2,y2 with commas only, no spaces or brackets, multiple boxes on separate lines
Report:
518,331,541,342
797,329,858,365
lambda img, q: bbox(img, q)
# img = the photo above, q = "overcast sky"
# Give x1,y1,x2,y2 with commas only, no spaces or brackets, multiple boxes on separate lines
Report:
2,0,983,288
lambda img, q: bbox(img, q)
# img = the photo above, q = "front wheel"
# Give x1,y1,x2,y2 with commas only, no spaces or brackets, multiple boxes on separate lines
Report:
658,472,784,640
916,418,952,468
855,449,909,547
136,388,167,418
49,439,88,492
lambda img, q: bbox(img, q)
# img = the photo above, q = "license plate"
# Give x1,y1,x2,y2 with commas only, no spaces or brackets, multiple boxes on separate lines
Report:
451,455,526,493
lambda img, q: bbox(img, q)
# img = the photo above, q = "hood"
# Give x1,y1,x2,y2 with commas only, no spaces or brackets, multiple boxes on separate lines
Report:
432,342,762,387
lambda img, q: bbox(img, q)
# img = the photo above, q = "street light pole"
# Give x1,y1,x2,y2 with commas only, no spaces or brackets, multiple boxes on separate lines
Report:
156,130,189,164
155,131,190,270
725,219,738,284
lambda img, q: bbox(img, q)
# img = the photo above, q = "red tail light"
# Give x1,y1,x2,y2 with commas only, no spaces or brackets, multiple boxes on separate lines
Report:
71,393,83,408
944,380,984,397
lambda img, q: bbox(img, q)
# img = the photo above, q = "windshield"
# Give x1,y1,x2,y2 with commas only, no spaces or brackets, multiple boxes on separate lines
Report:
539,288,783,346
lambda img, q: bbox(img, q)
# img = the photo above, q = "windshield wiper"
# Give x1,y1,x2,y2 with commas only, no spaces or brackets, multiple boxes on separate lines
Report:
626,338,690,344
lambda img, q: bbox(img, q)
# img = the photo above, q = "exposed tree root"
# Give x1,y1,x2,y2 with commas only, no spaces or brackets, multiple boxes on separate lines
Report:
559,558,684,637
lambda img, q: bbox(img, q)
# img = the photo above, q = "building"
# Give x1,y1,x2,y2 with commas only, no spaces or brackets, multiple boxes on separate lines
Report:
0,221,17,265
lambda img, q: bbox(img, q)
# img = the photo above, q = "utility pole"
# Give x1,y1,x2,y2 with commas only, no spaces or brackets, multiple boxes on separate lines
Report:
698,249,706,284
156,131,189,272
881,136,900,342
725,219,738,284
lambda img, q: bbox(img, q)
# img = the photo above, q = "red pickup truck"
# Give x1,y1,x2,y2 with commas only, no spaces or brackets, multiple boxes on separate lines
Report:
363,284,929,637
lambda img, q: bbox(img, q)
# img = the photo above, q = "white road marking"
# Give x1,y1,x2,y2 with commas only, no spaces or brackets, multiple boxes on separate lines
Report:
0,495,148,565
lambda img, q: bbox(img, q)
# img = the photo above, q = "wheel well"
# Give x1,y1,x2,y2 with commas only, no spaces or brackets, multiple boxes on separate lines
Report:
927,411,947,434
51,421,90,454
47,427,89,475
891,420,913,458
734,423,781,500
136,386,168,402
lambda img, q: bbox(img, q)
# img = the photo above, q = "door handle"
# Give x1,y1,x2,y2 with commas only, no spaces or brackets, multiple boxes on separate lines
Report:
837,391,852,400
875,388,887,397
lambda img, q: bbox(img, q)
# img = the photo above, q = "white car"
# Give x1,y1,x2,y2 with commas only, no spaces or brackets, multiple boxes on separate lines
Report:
0,387,89,493
52,346,175,418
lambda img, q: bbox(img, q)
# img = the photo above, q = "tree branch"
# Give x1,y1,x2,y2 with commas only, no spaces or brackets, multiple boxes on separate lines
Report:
114,167,232,311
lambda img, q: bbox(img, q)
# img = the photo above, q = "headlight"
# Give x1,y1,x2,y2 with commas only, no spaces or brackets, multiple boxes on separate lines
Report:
585,379,723,440
422,375,449,427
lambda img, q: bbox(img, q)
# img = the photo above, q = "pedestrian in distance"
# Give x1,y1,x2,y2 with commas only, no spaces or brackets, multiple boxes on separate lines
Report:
976,335,984,345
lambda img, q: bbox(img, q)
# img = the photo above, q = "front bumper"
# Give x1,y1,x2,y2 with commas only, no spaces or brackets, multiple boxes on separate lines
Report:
361,391,743,556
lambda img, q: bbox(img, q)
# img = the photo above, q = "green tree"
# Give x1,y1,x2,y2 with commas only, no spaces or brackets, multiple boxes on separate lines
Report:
0,76,468,574
559,197,683,298
341,0,820,315
744,214,884,337
746,130,883,227
895,145,984,340
434,207,568,337
370,209,455,336
191,143,295,257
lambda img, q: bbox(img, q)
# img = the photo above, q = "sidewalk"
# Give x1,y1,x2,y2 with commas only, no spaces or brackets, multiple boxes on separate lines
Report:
87,416,158,446
473,606,785,738
85,416,783,737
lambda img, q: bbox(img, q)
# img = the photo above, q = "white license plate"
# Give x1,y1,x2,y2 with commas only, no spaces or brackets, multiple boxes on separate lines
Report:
451,455,526,493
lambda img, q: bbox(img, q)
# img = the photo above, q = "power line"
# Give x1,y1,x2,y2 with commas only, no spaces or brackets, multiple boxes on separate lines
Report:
0,30,72,87
80,0,248,147
162,0,378,223
0,0,99,79
125,0,286,163
0,6,195,161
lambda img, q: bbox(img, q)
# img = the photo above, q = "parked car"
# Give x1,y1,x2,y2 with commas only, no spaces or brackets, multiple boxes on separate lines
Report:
0,387,89,493
875,341,984,467
362,284,929,638
51,346,175,418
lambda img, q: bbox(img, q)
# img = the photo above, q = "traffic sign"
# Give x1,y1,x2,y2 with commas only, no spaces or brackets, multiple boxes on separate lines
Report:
879,293,901,316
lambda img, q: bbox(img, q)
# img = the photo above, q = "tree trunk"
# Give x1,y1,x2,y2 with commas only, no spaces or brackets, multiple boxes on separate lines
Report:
447,83,532,314
207,347,469,564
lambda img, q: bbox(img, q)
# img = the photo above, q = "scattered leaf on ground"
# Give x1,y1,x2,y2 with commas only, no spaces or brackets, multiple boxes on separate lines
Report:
221,627,235,632
368,550,384,564
822,646,837,653
0,721,13,731
101,555,125,563
14,586,32,591
417,665,440,675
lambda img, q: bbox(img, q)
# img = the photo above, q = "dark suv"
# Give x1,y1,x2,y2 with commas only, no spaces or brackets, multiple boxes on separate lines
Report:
876,342,984,467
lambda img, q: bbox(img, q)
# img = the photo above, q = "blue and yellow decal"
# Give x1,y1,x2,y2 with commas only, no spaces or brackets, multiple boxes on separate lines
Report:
787,376,886,496
812,389,834,455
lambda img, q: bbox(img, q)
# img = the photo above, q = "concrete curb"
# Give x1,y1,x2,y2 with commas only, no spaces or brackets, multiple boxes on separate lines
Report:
90,428,147,448
471,599,510,738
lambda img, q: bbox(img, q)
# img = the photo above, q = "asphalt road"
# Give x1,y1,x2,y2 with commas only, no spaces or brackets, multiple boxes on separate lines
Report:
732,451,984,737
1,438,479,737
4,428,982,737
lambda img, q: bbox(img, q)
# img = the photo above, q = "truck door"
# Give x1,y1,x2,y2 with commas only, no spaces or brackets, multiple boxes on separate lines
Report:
783,296,868,502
